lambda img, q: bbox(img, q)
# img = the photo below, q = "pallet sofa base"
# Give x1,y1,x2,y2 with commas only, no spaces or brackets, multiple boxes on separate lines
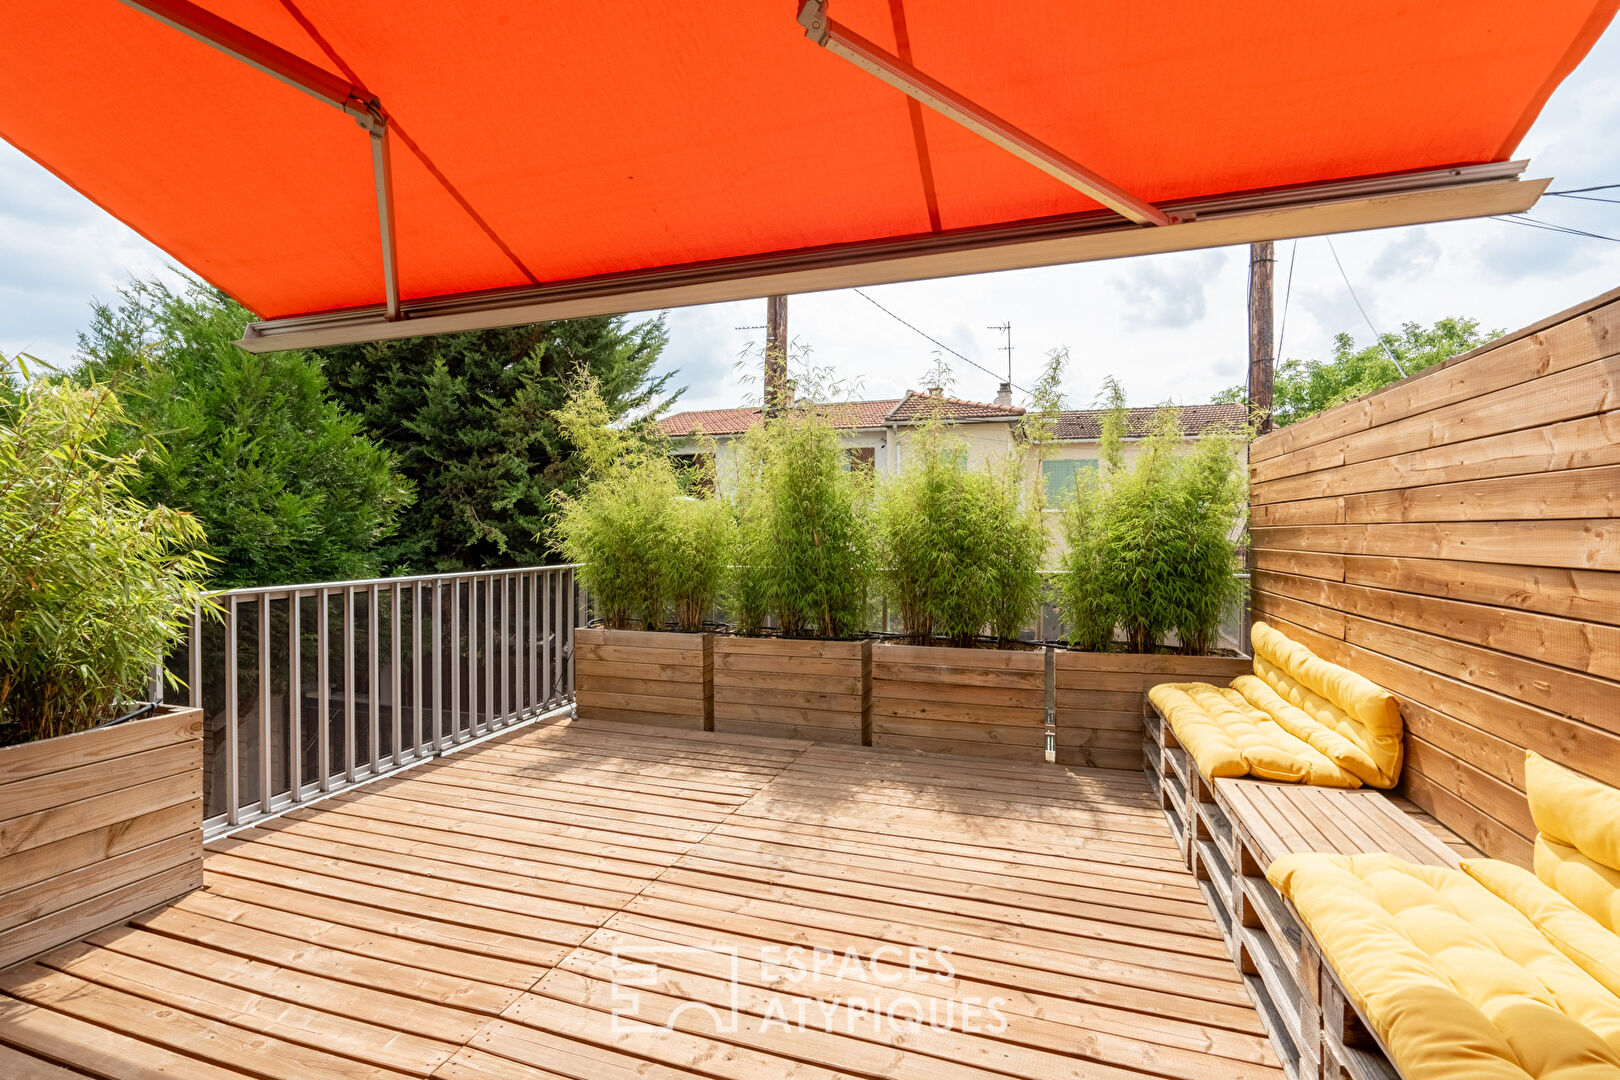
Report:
1143,702,1452,1080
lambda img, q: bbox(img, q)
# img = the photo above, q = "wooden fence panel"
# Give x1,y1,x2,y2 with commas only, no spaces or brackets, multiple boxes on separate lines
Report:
1249,288,1620,863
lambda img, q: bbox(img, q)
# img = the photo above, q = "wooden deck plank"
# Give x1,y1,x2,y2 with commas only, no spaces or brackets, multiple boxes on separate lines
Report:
0,717,1283,1080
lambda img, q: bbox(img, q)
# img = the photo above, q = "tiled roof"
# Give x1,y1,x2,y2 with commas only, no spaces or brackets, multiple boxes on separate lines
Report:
660,397,1244,440
657,399,902,437
883,390,1025,422
1053,403,1247,440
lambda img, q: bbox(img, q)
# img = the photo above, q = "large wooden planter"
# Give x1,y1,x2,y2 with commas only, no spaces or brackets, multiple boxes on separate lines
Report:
0,705,204,969
871,643,1047,759
574,628,713,730
714,637,871,744
1054,651,1250,770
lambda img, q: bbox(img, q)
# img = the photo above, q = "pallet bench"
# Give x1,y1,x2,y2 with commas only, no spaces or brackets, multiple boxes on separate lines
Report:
1144,701,1466,1080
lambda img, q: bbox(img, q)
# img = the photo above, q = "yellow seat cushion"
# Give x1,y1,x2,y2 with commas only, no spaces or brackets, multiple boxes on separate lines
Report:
1466,857,1620,1002
1148,682,1361,787
1249,621,1403,788
1269,852,1620,1079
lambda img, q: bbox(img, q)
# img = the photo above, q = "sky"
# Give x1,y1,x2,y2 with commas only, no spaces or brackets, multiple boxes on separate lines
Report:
4,25,1619,414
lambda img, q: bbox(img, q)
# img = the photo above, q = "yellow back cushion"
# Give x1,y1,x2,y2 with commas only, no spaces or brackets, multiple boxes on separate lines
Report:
1527,753,1620,874
1466,857,1620,1002
1536,837,1620,937
1249,621,1403,787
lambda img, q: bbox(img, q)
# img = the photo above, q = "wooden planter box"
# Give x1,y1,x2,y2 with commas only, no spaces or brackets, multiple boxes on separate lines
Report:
0,705,204,969
714,637,871,744
1054,651,1250,770
871,643,1047,760
574,628,713,731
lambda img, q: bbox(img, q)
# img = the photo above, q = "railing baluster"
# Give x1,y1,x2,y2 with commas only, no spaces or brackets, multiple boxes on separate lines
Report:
189,608,203,709
258,596,272,814
369,583,381,772
318,589,330,792
432,579,444,753
412,582,423,758
541,570,552,708
225,596,240,825
391,581,403,767
289,592,302,802
344,588,357,782
566,568,576,696
484,575,495,734
451,578,462,745
498,573,511,725
527,572,538,715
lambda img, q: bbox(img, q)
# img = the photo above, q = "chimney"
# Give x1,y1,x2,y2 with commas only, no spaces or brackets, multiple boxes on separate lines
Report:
927,385,943,397
995,381,1013,407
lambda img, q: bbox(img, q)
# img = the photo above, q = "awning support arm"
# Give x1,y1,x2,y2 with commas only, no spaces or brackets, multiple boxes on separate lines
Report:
796,0,1176,227
116,0,402,320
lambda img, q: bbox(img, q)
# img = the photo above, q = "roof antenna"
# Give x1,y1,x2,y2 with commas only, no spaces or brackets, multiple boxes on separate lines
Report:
988,322,1013,384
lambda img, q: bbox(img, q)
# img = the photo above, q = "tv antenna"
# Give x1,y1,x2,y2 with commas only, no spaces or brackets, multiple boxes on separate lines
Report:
988,322,1013,383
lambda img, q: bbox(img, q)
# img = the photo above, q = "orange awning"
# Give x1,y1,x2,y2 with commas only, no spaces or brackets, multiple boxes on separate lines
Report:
1,0,1613,350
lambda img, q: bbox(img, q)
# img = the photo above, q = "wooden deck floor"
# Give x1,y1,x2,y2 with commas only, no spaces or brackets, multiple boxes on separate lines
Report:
0,718,1283,1080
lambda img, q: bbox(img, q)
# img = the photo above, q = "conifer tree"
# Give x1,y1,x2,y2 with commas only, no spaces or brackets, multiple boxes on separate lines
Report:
320,316,678,571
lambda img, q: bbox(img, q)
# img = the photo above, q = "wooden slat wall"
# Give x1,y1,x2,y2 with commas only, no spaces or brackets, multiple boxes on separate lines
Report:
575,629,714,731
1248,287,1620,864
0,707,204,969
713,637,870,744
870,644,1046,759
1054,653,1251,770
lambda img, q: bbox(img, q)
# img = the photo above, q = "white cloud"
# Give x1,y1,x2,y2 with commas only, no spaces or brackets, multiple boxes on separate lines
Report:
1110,250,1229,330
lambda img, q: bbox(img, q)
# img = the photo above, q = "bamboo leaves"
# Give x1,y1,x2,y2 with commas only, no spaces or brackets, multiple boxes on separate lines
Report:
1057,383,1249,654
0,362,215,745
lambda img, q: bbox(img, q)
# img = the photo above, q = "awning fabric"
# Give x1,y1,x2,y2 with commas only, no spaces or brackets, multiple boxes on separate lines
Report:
1,1,1614,347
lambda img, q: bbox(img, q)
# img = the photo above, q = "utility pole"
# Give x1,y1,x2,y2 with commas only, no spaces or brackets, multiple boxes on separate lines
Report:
764,294,788,415
1248,242,1275,434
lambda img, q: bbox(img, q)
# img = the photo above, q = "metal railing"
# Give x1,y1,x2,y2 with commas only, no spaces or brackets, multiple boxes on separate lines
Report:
165,564,579,838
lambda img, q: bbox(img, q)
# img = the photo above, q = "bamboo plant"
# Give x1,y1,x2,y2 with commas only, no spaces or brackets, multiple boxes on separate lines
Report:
0,361,215,746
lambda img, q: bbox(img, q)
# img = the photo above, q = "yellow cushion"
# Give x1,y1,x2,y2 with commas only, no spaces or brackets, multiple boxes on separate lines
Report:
1233,673,1388,787
1250,621,1403,787
1269,852,1620,1079
1527,753,1620,874
1538,837,1620,938
1148,682,1361,787
1466,857,1620,1001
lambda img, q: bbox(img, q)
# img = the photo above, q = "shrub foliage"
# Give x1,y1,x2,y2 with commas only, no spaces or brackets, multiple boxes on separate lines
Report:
729,410,872,640
0,363,215,745
75,279,410,588
1057,379,1248,653
874,421,1047,647
551,373,731,631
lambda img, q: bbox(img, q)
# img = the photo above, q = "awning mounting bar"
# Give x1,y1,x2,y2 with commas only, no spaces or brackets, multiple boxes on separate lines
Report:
117,0,402,320
796,0,1175,227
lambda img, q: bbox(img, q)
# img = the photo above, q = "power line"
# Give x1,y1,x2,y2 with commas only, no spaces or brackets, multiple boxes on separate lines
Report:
852,288,1029,393
1275,238,1298,363
1325,236,1407,377
1545,182,1620,195
1491,214,1620,244
1546,192,1620,206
